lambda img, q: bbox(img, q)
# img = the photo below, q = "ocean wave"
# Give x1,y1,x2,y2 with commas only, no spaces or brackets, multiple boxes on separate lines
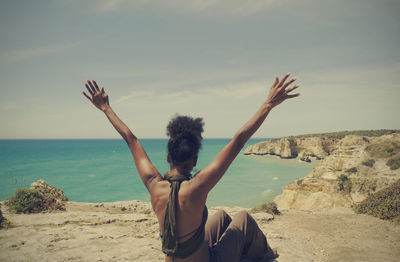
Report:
261,189,274,198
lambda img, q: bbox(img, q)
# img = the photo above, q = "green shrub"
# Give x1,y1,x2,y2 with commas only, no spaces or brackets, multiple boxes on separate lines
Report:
251,202,281,215
294,129,400,140
0,212,12,229
338,174,348,182
338,174,352,194
1,220,12,229
4,188,45,214
346,167,358,173
0,210,4,227
366,141,400,158
362,159,375,167
0,204,12,229
386,153,400,170
367,180,377,192
354,180,400,222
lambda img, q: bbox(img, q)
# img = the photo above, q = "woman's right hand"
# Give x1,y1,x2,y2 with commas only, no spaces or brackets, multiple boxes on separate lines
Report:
265,73,300,109
83,80,110,112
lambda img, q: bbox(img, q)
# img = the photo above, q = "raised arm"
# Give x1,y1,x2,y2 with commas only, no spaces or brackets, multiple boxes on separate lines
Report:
82,80,162,192
192,73,300,197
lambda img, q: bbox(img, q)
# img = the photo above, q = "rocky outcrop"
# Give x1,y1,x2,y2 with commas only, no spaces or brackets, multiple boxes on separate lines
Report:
244,136,336,161
30,180,68,202
30,180,68,211
273,134,400,211
298,151,311,162
246,133,400,211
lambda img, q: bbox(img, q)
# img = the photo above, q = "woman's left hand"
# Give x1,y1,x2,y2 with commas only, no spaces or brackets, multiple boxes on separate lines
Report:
83,80,110,111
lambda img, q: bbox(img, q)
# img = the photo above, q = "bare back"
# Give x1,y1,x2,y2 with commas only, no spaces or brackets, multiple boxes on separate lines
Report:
150,179,210,262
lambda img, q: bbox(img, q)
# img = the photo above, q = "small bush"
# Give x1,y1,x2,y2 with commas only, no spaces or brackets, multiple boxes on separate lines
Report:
354,180,400,222
338,174,352,194
0,215,12,229
366,141,400,158
0,204,12,229
251,202,281,215
367,180,377,192
1,220,13,229
346,167,358,173
386,153,400,170
362,159,375,167
5,188,45,214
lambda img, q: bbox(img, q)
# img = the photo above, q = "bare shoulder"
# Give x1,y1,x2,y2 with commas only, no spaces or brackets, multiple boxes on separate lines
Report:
151,179,170,198
179,179,208,205
149,180,170,215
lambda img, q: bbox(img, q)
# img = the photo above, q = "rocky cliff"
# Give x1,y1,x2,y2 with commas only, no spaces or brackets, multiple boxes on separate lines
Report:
244,132,400,211
244,136,337,161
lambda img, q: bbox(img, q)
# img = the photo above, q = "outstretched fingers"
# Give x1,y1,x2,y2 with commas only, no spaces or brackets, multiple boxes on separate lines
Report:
286,93,300,99
273,76,279,88
83,91,92,101
285,83,300,99
93,80,100,91
283,77,297,89
85,83,94,96
286,84,300,94
278,72,291,88
87,80,97,94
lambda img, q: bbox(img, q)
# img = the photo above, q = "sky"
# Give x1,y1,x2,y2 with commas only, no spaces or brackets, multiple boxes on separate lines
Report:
0,0,399,139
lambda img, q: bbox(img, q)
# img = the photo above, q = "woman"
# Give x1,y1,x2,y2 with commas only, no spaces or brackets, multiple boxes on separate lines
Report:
83,73,299,262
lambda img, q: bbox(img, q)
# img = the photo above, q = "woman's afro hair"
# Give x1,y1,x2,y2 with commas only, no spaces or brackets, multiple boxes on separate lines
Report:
167,115,204,164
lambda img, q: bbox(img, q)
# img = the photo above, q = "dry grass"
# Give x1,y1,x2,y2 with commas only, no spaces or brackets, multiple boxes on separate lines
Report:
251,202,281,215
354,180,400,222
366,140,400,158
386,153,400,170
362,159,375,167
290,129,400,140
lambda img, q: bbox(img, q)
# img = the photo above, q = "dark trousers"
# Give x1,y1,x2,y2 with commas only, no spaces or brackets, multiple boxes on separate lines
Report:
204,210,274,262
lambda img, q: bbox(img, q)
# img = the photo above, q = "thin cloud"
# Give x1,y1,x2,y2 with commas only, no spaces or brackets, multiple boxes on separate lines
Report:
3,42,79,62
113,80,266,107
300,63,400,92
94,0,125,13
0,101,20,112
93,0,287,16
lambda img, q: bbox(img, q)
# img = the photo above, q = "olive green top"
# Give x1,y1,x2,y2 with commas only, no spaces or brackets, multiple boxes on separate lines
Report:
162,171,208,259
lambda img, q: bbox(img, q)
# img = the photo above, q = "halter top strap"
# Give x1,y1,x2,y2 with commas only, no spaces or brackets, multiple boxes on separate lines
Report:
161,170,208,259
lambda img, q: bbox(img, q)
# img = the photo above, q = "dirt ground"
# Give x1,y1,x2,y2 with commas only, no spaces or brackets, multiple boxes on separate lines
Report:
1,201,399,262
261,209,400,262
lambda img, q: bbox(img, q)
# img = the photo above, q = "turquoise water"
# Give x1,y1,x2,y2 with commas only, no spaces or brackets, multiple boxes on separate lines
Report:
0,139,316,207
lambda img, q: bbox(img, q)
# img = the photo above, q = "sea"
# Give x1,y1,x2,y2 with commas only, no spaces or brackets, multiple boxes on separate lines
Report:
0,139,317,208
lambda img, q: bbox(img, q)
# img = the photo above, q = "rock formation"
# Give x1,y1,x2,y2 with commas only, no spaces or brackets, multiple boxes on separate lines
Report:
245,132,400,211
30,179,68,211
30,179,68,202
244,136,337,160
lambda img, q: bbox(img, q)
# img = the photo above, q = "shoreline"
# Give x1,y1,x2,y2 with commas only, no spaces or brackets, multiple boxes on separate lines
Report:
243,153,321,167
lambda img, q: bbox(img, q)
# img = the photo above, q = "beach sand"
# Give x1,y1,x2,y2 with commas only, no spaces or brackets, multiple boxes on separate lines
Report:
1,201,399,262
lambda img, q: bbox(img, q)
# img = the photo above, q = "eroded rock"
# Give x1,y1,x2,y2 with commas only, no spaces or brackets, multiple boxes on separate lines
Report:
247,133,400,211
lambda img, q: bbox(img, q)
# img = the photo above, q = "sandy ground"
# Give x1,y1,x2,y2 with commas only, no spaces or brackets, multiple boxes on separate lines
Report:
1,201,399,262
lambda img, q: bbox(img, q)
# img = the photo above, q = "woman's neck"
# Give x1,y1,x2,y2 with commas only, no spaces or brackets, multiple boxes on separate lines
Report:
169,166,192,176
